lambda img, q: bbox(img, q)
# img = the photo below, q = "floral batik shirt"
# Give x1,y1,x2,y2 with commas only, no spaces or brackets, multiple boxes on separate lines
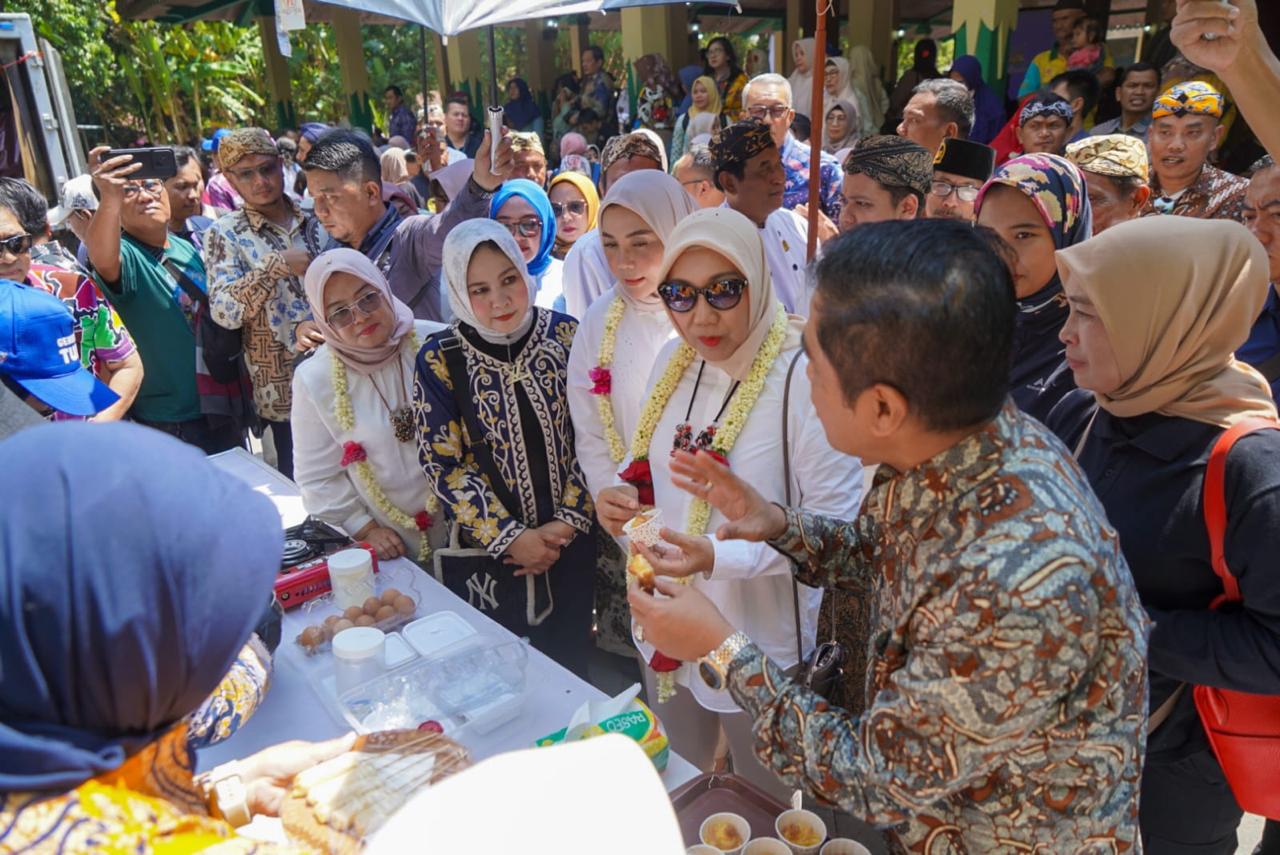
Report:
203,200,311,422
25,263,136,381
780,133,843,220
1143,163,1249,222
412,308,595,558
726,404,1151,854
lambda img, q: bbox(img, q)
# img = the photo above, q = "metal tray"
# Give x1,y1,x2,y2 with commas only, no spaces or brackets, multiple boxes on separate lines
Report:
668,773,789,847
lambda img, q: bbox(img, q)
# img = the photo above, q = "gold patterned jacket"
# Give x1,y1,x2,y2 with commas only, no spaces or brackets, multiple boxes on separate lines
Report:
726,405,1151,854
412,309,595,557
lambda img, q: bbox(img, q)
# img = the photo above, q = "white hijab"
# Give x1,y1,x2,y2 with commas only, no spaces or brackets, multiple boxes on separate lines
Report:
441,219,538,346
599,171,698,312
655,207,804,381
789,38,816,119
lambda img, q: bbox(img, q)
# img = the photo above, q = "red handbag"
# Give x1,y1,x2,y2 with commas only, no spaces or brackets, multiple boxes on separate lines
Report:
1192,416,1280,821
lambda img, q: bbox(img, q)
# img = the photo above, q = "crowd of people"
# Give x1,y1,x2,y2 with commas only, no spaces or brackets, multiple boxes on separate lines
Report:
3,0,1280,851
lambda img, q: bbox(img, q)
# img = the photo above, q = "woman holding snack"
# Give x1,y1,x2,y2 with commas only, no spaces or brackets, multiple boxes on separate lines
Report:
617,207,864,800
0,422,355,851
293,248,448,564
413,219,595,677
567,171,697,657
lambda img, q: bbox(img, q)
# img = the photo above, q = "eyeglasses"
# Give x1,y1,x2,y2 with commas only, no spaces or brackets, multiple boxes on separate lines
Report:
122,179,164,198
501,218,542,238
657,276,747,312
680,178,709,188
325,290,384,329
930,180,981,203
0,232,33,258
551,200,587,218
747,105,790,120
227,159,282,183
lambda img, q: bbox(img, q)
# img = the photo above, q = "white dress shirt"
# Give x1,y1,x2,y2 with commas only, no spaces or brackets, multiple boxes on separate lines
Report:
762,207,813,316
628,338,865,712
562,231,613,319
535,256,567,314
567,286,680,501
292,320,448,552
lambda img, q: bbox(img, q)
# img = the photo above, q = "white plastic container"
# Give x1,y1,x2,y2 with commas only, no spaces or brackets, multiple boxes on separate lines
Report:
332,626,386,694
401,611,475,658
327,548,375,609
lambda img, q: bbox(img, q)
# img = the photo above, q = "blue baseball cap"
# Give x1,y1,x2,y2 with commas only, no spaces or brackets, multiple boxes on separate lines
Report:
202,128,230,152
0,281,118,416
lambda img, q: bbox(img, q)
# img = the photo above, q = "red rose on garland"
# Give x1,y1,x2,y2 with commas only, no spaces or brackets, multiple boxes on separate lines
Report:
648,651,682,673
340,441,367,468
588,366,612,396
698,448,729,469
414,511,433,531
618,458,655,506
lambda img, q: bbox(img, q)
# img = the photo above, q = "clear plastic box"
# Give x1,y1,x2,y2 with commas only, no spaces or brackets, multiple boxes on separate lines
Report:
332,632,528,738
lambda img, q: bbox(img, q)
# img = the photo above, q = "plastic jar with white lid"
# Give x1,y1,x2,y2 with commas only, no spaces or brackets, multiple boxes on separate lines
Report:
328,548,374,610
333,626,386,693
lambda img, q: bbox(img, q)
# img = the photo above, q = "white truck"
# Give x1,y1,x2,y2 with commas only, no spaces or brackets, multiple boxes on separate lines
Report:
0,13,85,206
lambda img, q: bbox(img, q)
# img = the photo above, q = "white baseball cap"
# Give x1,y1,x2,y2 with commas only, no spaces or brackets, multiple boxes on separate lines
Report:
48,174,98,228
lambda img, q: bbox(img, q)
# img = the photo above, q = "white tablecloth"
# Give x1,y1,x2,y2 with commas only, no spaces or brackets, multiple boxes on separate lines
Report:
200,449,700,793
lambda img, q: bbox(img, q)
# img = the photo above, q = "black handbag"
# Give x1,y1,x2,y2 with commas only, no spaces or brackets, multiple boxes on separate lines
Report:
780,351,845,699
429,331,554,631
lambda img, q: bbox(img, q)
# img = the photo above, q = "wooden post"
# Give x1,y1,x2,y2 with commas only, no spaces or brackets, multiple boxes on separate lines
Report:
569,16,589,75
257,17,295,131
332,7,372,130
806,3,826,262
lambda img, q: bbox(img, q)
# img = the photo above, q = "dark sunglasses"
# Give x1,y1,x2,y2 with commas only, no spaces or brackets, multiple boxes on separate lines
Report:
326,290,383,329
657,277,747,313
501,218,542,239
930,180,981,203
551,200,587,218
0,232,33,258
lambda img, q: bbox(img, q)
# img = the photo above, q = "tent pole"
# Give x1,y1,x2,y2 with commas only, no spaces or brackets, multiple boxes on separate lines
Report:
806,2,827,261
419,25,430,114
488,25,499,109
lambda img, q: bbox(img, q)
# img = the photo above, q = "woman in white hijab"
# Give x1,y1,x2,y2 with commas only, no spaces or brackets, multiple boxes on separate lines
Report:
789,38,816,120
618,208,864,801
847,45,889,136
823,56,863,133
292,248,447,563
412,220,596,677
567,171,698,657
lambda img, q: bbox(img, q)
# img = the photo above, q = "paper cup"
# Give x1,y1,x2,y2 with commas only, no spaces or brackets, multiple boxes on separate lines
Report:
688,847,722,855
622,507,664,547
819,841,871,855
700,811,751,855
775,809,827,855
744,839,791,855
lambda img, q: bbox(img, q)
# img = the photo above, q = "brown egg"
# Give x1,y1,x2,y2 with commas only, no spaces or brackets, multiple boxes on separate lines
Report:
299,626,324,648
344,605,365,621
354,614,376,627
380,588,402,606
375,604,397,622
323,614,341,630
394,595,415,615
362,597,383,616
333,618,355,633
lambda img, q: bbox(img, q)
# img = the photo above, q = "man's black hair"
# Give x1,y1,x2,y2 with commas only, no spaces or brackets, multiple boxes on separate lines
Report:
791,113,811,143
812,219,1015,431
300,128,381,186
1116,62,1160,89
385,84,403,98
445,92,470,110
0,177,50,236
172,145,202,175
885,184,926,214
1049,69,1101,120
584,45,605,64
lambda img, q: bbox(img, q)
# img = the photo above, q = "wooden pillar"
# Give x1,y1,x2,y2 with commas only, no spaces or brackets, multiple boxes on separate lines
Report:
848,0,897,83
434,33,452,95
523,20,558,96
785,2,802,74
332,7,372,131
665,6,694,70
257,17,295,130
445,30,485,112
950,0,1019,90
568,16,590,75
621,7,673,61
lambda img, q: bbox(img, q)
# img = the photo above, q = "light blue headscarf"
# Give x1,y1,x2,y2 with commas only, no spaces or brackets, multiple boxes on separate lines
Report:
489,178,557,277
0,422,283,791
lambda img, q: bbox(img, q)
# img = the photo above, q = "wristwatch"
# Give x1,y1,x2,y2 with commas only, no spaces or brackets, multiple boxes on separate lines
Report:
698,631,752,692
196,760,251,828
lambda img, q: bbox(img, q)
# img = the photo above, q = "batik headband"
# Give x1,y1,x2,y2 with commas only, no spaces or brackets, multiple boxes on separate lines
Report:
1019,98,1074,128
1066,134,1149,182
1153,81,1225,120
842,135,933,198
709,120,775,174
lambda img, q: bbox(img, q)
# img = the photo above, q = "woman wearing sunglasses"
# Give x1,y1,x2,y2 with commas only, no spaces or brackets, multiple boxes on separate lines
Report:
567,171,697,659
619,207,863,800
489,178,567,315
413,219,595,677
291,248,448,562
547,171,599,261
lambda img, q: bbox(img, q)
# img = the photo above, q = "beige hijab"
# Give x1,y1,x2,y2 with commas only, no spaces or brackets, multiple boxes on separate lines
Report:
599,170,698,312
656,207,804,381
1056,216,1277,427
304,248,415,375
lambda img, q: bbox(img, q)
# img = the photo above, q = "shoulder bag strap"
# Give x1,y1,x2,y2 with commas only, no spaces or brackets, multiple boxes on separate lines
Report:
435,331,524,518
782,351,808,665
1203,417,1280,607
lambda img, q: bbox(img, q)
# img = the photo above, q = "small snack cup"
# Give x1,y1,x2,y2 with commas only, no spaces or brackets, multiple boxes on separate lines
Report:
744,839,791,855
819,840,871,855
688,847,722,855
700,811,750,854
622,507,664,547
775,808,827,855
